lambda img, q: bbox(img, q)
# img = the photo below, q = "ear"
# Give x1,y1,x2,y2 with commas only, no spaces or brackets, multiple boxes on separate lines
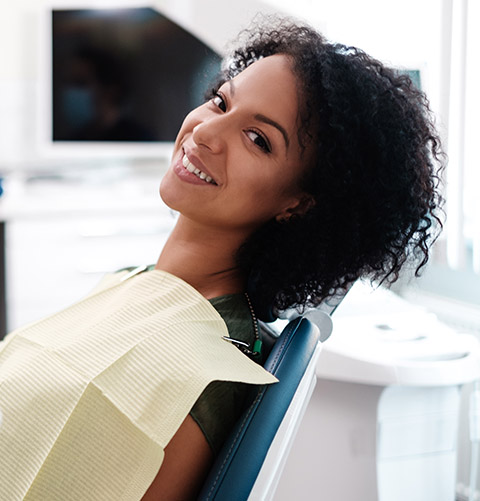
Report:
275,193,316,222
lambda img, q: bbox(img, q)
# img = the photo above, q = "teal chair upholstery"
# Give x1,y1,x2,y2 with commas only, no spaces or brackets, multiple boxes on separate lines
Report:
198,316,323,500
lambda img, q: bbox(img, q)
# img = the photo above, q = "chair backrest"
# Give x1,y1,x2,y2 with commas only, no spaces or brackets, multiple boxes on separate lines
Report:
198,316,322,501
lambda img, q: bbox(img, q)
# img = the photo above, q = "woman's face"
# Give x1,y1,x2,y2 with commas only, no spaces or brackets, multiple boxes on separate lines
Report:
160,54,309,233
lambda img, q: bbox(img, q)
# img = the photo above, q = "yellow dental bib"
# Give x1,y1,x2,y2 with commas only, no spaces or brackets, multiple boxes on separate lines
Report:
0,269,276,500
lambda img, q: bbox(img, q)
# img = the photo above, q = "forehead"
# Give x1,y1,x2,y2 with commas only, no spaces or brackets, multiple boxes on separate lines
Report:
228,54,300,128
232,53,295,83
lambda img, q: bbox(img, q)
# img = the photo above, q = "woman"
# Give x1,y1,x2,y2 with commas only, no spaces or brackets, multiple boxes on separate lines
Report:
0,17,443,501
144,17,443,499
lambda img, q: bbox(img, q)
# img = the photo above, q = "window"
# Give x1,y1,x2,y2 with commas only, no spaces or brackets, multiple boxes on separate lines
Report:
416,0,480,307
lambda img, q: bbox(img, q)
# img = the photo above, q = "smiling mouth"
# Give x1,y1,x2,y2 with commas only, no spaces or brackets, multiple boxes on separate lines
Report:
182,154,217,185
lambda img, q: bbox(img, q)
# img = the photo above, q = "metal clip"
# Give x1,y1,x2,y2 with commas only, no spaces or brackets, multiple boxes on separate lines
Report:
222,336,250,348
222,336,261,360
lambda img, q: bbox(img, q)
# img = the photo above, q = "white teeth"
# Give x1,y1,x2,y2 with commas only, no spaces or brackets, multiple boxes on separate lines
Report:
182,154,215,184
182,154,195,173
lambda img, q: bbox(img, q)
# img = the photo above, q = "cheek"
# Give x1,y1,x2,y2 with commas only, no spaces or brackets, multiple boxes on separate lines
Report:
228,172,290,216
245,168,297,200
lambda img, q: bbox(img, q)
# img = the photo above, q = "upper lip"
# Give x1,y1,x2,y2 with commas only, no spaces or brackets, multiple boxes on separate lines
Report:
182,147,218,184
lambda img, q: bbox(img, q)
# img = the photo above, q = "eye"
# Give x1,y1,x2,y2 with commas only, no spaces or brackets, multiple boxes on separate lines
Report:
211,93,227,112
246,130,272,153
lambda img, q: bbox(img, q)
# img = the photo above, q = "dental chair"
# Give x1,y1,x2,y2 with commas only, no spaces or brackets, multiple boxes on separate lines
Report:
198,308,333,501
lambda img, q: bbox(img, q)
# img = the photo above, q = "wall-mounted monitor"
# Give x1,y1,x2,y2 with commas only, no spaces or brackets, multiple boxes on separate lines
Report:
43,6,222,159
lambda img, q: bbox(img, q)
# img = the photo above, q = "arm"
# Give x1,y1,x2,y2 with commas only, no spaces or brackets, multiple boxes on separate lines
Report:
141,414,213,501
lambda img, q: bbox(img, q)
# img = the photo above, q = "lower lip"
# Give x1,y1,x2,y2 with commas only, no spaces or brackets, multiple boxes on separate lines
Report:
172,154,215,186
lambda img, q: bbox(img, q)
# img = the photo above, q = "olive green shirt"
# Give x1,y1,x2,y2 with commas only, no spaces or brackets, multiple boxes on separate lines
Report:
191,293,258,455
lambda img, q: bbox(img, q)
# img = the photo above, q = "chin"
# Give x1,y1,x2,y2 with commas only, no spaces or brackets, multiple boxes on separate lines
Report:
159,171,179,211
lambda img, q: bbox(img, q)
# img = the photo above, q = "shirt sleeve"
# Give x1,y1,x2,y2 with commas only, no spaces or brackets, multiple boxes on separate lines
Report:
190,380,253,455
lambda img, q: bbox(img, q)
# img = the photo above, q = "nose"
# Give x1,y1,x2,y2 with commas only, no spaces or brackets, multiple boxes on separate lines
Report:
191,115,226,154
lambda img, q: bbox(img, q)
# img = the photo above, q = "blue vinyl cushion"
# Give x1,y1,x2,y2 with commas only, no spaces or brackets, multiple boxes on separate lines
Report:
198,317,320,500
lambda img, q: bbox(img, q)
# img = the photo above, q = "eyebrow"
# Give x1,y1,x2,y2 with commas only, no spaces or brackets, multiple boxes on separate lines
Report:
255,114,290,149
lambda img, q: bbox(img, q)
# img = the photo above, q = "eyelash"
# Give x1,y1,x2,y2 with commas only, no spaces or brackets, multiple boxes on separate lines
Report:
210,91,272,154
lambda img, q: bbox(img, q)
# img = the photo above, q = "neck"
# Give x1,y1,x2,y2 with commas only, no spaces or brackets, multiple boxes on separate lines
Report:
155,215,249,299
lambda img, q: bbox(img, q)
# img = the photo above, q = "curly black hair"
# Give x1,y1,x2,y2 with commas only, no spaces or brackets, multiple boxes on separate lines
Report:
213,17,444,316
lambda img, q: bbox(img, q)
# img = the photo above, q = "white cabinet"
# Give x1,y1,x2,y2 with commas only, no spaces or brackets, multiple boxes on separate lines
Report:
6,209,176,331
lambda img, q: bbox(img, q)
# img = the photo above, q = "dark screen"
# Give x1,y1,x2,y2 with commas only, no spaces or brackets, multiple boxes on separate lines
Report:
52,8,222,142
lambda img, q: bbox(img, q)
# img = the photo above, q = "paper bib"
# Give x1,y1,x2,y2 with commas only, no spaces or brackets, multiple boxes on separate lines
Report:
0,270,276,500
